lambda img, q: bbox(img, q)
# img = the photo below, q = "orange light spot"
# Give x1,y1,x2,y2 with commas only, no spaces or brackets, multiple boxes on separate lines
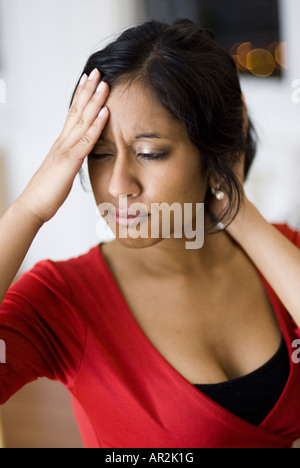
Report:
246,49,276,77
275,42,288,69
237,42,254,69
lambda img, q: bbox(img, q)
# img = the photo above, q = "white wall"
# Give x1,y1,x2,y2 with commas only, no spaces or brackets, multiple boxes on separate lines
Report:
0,0,299,275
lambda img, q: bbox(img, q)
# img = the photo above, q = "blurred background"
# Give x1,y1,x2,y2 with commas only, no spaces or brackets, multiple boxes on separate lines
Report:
0,0,299,448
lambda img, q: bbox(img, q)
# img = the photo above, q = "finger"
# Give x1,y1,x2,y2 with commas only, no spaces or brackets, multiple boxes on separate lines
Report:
73,73,89,100
65,80,110,146
70,106,110,160
62,68,102,135
64,69,100,133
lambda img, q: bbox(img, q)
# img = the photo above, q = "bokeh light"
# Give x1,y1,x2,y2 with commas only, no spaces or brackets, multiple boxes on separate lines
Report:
275,42,288,69
237,42,253,69
230,41,287,77
246,48,276,77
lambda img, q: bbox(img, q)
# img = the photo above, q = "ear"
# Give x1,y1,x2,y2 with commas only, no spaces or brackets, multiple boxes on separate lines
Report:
208,174,218,189
208,174,224,191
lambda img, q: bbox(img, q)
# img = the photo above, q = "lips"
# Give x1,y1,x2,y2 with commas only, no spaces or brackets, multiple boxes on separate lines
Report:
105,207,149,229
115,213,150,227
113,208,149,218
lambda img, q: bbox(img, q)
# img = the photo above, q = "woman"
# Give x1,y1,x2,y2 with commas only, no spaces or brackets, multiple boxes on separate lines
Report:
1,19,300,448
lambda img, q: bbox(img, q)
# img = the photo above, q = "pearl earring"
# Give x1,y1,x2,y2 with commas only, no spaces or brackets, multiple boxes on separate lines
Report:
211,184,225,201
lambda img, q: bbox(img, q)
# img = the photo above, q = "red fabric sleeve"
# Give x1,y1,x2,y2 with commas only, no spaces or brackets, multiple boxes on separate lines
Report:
272,223,300,338
0,260,86,404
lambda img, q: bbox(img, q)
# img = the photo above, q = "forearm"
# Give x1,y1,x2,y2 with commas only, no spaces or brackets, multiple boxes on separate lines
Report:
0,70,109,306
0,199,43,305
227,199,300,328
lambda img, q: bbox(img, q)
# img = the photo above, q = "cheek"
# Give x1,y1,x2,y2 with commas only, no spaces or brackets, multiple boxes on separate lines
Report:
155,162,207,201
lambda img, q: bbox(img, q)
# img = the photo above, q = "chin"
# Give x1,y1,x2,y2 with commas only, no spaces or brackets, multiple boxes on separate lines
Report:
114,235,163,250
107,213,172,249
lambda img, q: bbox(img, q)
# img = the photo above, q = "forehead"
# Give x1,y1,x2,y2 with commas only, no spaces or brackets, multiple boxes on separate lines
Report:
100,82,184,142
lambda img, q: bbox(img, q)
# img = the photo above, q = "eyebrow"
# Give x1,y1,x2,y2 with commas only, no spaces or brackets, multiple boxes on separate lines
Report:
135,133,172,140
96,132,173,144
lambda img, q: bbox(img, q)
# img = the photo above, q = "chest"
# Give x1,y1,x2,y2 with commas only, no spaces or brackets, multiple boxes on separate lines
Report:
103,248,282,385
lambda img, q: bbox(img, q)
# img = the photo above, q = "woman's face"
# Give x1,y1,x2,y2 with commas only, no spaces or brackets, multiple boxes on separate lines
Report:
88,82,209,249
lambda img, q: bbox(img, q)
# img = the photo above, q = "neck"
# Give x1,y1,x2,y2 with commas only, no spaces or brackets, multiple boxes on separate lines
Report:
120,213,239,279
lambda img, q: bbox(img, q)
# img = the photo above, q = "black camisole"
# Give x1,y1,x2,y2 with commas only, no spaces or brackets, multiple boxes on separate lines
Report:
194,334,290,426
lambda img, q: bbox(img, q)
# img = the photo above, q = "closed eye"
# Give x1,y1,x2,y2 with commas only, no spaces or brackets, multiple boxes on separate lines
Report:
89,152,168,161
138,153,167,161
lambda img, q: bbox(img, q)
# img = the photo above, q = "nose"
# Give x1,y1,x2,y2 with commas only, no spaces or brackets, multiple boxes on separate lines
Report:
108,152,140,200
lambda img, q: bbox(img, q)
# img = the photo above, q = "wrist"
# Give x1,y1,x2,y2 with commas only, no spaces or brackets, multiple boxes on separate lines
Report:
12,197,45,230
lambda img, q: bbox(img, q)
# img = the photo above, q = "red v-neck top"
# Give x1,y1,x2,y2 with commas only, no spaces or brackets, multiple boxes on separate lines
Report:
1,223,300,448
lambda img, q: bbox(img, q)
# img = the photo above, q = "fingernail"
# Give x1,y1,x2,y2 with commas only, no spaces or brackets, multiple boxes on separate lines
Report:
98,106,108,118
88,68,99,81
78,74,88,87
96,81,106,93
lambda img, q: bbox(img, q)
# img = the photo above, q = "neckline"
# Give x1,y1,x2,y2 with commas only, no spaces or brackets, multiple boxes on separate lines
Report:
96,241,294,429
194,333,286,389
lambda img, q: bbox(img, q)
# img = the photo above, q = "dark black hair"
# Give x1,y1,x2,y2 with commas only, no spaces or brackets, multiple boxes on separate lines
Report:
71,19,257,232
